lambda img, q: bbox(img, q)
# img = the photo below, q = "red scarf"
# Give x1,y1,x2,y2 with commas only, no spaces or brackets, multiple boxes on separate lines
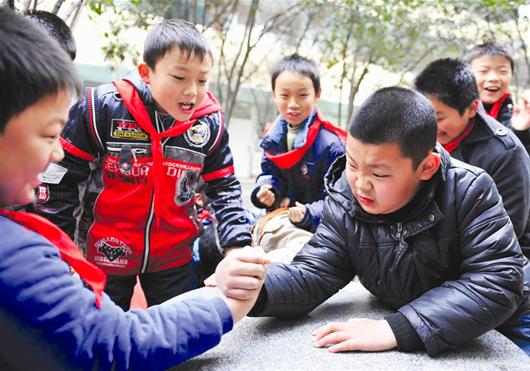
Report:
265,111,346,169
112,80,220,225
0,209,106,308
442,123,474,153
485,93,510,120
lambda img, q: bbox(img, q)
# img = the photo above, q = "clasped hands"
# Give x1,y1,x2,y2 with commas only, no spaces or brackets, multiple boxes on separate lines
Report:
256,185,306,223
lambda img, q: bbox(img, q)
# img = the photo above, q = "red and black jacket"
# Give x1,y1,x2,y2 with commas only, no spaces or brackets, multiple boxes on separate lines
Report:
36,71,251,275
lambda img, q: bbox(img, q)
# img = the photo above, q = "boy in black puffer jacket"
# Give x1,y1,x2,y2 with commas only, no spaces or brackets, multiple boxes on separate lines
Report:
216,87,530,356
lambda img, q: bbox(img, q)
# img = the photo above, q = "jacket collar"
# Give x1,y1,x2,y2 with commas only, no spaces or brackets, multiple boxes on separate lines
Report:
261,108,317,154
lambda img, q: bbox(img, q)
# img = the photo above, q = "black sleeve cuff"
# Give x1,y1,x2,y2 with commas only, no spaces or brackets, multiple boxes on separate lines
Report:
250,185,281,210
385,312,424,352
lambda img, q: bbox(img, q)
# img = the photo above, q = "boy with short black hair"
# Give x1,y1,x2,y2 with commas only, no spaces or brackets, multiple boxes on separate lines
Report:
414,58,530,258
26,10,77,60
217,87,530,356
0,8,269,369
251,54,345,233
464,42,530,152
35,18,252,310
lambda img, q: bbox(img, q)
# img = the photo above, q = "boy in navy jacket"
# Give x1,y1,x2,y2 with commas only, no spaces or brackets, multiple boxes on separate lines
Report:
414,58,530,258
0,10,268,369
35,18,252,310
217,87,530,356
251,54,345,233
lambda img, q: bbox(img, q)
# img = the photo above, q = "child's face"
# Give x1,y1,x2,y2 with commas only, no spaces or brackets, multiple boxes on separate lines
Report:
272,71,320,127
0,90,69,206
141,47,213,122
345,135,439,215
427,96,477,145
469,55,512,104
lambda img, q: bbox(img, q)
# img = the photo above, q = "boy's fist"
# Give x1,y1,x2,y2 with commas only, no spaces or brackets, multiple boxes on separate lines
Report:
215,246,270,301
288,202,306,223
257,185,276,207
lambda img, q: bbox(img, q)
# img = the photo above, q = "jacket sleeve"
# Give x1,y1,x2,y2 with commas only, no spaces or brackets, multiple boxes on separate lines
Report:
0,219,233,371
399,171,526,357
251,154,287,209
201,113,252,249
297,140,345,231
34,89,102,239
485,141,530,239
250,198,355,317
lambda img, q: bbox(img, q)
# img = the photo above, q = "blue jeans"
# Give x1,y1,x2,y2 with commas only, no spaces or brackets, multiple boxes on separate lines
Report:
498,313,530,356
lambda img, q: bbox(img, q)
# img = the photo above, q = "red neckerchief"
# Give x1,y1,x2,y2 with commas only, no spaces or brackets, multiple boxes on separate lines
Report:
265,111,346,169
485,92,510,120
0,209,106,308
112,80,221,224
442,122,474,153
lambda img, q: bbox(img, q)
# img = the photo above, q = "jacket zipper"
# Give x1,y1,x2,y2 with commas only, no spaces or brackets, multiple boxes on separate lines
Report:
140,181,155,273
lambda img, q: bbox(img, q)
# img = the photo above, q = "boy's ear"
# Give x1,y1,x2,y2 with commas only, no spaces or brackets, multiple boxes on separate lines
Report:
419,152,441,181
138,63,150,84
315,88,322,100
467,100,479,118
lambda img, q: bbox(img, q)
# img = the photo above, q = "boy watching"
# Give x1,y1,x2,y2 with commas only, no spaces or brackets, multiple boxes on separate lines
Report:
35,19,252,310
217,87,530,356
414,58,530,258
0,8,268,369
251,54,346,233
464,42,530,153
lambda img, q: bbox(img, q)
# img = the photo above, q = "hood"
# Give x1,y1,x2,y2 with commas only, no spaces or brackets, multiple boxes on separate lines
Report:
325,144,449,223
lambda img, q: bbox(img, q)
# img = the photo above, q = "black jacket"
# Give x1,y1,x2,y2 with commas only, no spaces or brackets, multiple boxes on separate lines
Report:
452,111,530,258
250,147,530,356
485,96,530,155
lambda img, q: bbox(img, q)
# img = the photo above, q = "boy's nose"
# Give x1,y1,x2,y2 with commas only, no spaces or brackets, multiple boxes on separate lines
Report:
51,139,65,163
486,71,500,81
184,83,197,97
355,175,371,192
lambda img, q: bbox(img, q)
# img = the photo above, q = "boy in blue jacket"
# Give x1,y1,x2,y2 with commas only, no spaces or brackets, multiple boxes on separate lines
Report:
251,54,346,233
217,87,530,356
0,9,268,370
414,58,530,258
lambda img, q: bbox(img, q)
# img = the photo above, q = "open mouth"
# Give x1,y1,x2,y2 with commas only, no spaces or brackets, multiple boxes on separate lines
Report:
484,86,500,92
179,102,195,112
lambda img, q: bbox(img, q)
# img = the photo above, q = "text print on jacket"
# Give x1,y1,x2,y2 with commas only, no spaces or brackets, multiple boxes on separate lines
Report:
36,72,251,275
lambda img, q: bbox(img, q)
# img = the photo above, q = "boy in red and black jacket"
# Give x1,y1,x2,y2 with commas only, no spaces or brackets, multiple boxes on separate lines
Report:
36,19,252,310
464,42,530,154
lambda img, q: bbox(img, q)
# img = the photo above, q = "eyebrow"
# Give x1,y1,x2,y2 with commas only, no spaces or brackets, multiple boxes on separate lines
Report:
346,151,390,170
171,65,210,74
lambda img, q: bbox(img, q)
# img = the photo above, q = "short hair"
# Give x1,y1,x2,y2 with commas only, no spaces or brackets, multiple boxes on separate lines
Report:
0,8,80,133
26,10,77,60
414,58,478,115
348,87,437,169
143,19,213,70
271,54,321,94
463,42,514,72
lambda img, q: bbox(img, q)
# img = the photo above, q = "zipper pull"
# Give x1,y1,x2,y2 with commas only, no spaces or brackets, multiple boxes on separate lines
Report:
395,222,403,240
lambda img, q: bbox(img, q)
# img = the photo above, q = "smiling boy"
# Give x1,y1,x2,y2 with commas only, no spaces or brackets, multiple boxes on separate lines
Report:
414,58,530,258
251,54,345,233
217,87,530,356
35,19,252,310
464,42,530,153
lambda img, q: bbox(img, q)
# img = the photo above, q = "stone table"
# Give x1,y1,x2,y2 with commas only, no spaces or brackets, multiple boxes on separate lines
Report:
172,281,529,371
